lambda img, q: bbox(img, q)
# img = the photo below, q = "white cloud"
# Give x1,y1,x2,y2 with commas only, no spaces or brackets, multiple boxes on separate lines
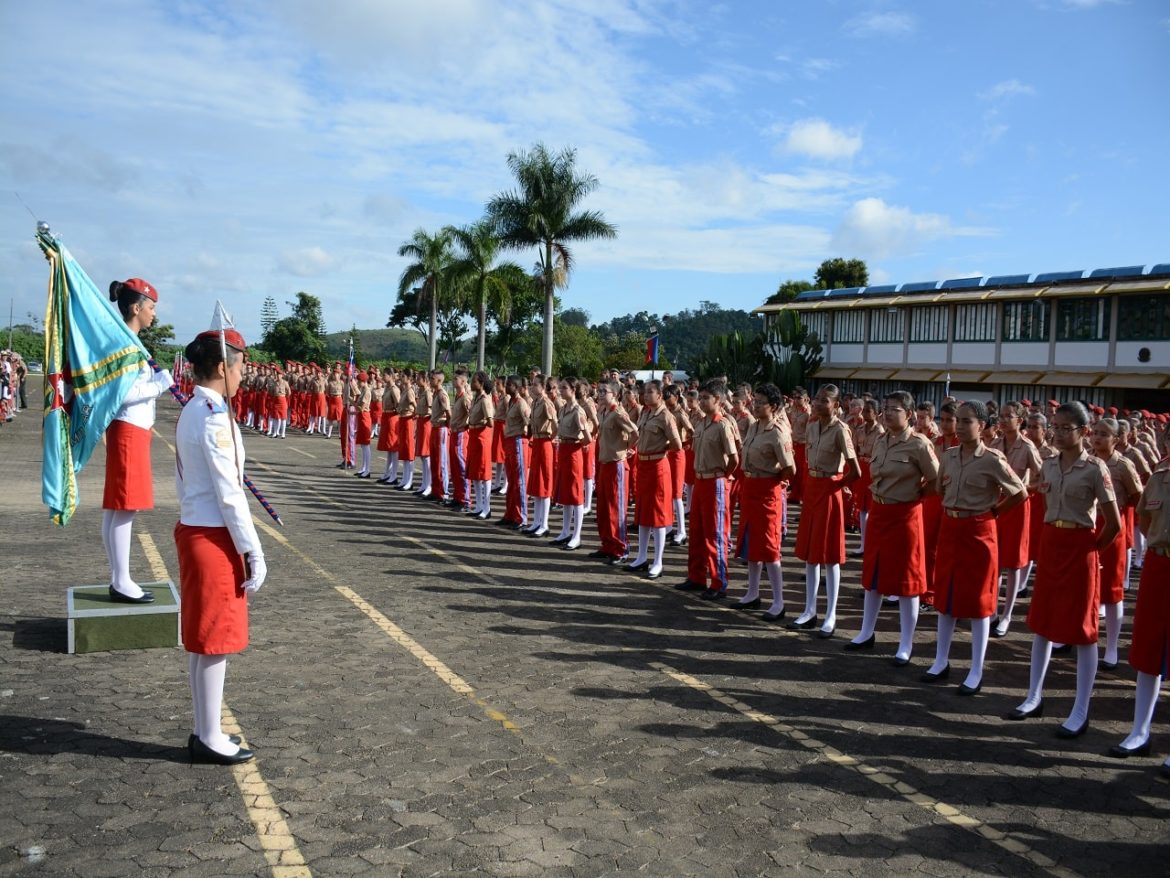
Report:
278,247,338,277
979,80,1037,101
831,199,995,259
779,119,863,161
843,11,916,37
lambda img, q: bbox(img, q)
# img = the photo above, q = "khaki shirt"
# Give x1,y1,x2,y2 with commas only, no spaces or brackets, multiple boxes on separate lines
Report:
468,391,494,428
789,407,810,443
869,427,938,504
416,385,431,419
451,391,470,431
1037,450,1116,528
1100,451,1142,508
692,413,737,475
806,417,856,475
637,403,681,456
274,378,289,398
530,395,558,439
938,443,1025,511
397,384,416,418
1136,464,1170,550
598,404,637,463
735,410,755,442
557,400,591,443
504,396,531,438
741,418,794,478
991,433,1043,487
853,422,885,459
356,384,372,412
430,386,451,427
381,384,397,410
1122,444,1153,481
669,406,694,445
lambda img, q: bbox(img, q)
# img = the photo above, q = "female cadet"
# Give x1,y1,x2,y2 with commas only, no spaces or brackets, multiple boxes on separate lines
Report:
103,278,174,604
789,384,860,639
524,375,557,536
1090,418,1143,669
466,370,495,519
1108,430,1170,777
552,379,591,550
990,402,1043,638
594,380,638,563
376,367,400,484
924,401,1026,694
1022,411,1057,589
501,375,531,529
578,379,600,516
846,391,939,665
627,380,682,579
174,327,266,765
665,385,693,546
1008,402,1120,738
734,383,795,620
352,371,373,478
395,370,417,490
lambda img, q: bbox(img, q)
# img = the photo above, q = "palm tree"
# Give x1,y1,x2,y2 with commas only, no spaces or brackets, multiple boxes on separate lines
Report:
447,219,528,370
488,143,617,375
397,227,454,369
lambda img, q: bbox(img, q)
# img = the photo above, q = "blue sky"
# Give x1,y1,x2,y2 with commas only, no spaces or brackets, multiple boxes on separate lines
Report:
2,0,1167,345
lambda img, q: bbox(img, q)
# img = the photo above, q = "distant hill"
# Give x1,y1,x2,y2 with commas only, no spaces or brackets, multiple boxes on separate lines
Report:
324,328,429,363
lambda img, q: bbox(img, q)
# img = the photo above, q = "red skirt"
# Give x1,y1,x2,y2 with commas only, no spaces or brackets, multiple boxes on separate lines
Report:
103,420,153,510
326,395,343,420
416,417,432,457
467,426,492,481
684,446,696,486
529,438,555,498
855,459,873,514
175,522,248,655
934,513,998,619
1027,489,1046,565
1095,513,1126,606
355,410,372,446
398,416,416,461
1026,525,1100,645
793,474,846,565
735,476,784,563
376,412,395,452
922,493,944,595
636,456,672,528
862,500,927,596
272,396,289,419
370,400,383,421
790,443,807,502
668,449,685,500
995,494,1030,569
313,392,327,418
1129,551,1170,676
491,421,506,464
583,439,596,481
556,441,585,505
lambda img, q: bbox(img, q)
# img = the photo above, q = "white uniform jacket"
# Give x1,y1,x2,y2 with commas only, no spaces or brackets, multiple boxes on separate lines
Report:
114,362,174,430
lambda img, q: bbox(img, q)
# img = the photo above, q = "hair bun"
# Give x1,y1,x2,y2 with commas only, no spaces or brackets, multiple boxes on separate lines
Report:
108,281,122,302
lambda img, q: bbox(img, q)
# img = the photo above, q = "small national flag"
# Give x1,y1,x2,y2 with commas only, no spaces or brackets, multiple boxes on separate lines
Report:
645,333,660,366
347,336,356,378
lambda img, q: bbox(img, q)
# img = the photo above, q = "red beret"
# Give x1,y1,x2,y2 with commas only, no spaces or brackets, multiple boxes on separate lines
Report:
113,277,158,303
195,328,247,351
1021,399,1032,406
357,370,368,381
1047,399,1059,406
1107,406,1118,414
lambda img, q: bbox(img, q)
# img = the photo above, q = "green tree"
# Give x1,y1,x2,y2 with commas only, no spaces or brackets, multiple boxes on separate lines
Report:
397,228,455,369
448,219,528,370
287,291,326,338
815,257,869,290
6,327,44,362
484,281,545,370
261,296,279,336
264,316,325,363
561,307,590,327
766,279,815,306
138,322,176,358
387,287,467,363
488,143,617,375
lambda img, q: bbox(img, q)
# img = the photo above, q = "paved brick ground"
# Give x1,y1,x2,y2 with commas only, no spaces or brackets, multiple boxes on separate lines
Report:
2,384,1168,877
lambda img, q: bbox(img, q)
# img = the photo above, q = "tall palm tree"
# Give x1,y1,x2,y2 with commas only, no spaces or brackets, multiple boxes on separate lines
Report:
447,219,528,370
488,143,617,375
397,227,454,369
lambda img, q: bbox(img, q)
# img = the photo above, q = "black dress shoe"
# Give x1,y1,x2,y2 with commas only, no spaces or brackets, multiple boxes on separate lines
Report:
699,590,724,601
785,615,818,631
561,543,579,552
670,537,688,547
1055,719,1089,739
646,568,663,580
891,655,911,668
843,634,875,651
188,732,240,748
1159,763,1170,780
1100,660,1119,671
108,586,155,604
956,682,982,696
189,735,254,765
920,664,950,683
761,608,787,622
815,626,835,639
551,536,569,545
736,597,762,610
588,550,609,559
627,561,650,572
1005,701,1044,721
609,555,629,566
335,462,347,468
1107,740,1151,759
674,580,704,591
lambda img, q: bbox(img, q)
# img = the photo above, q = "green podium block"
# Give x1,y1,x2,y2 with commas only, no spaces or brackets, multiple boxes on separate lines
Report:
66,582,180,654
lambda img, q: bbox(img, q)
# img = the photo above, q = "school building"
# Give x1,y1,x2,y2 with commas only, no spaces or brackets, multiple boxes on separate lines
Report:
756,264,1170,410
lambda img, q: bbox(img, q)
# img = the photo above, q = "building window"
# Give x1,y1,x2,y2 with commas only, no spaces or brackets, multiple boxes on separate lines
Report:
1003,300,1050,342
953,303,996,342
801,311,829,343
1056,297,1110,341
832,310,865,343
909,305,948,342
1117,295,1170,341
869,308,905,343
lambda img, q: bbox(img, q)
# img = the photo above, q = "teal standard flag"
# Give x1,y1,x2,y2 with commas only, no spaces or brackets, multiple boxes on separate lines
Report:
37,224,149,525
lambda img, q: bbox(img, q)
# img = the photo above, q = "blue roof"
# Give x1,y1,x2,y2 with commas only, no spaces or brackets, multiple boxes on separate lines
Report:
899,281,940,293
1034,270,1086,284
1148,263,1170,277
985,273,1032,286
860,284,899,297
940,276,984,290
792,288,832,302
1088,265,1146,279
829,286,865,297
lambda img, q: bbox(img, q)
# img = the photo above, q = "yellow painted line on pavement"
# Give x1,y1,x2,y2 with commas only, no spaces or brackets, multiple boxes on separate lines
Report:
651,661,1078,878
151,427,175,453
288,446,315,458
137,530,312,878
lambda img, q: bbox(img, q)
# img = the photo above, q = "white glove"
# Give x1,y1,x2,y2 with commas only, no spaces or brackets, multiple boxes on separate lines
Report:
243,553,267,593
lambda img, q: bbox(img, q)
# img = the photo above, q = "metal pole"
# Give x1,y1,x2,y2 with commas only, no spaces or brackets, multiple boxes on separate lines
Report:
7,299,12,350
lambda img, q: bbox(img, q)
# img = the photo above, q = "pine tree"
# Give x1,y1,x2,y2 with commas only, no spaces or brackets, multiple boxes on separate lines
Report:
261,296,278,336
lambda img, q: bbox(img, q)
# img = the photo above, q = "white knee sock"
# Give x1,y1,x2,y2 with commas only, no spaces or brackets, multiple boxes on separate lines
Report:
929,612,957,675
683,483,692,515
1134,529,1147,567
1103,601,1124,665
1063,644,1097,731
1124,549,1134,592
388,452,399,481
1120,672,1162,749
108,510,143,598
965,616,989,689
822,563,841,632
193,654,237,755
567,504,584,548
743,562,761,603
537,497,551,531
765,561,785,613
556,504,572,540
401,461,414,489
360,445,371,474
1017,636,1052,713
650,526,667,574
188,653,202,734
855,588,882,643
583,479,594,513
897,596,920,662
382,453,393,478
101,510,116,577
798,563,821,623
997,567,1026,632
858,510,869,551
673,499,686,539
630,526,650,567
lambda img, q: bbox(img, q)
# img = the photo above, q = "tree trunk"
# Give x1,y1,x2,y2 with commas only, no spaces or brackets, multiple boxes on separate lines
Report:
477,298,487,371
428,278,438,370
541,241,554,375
